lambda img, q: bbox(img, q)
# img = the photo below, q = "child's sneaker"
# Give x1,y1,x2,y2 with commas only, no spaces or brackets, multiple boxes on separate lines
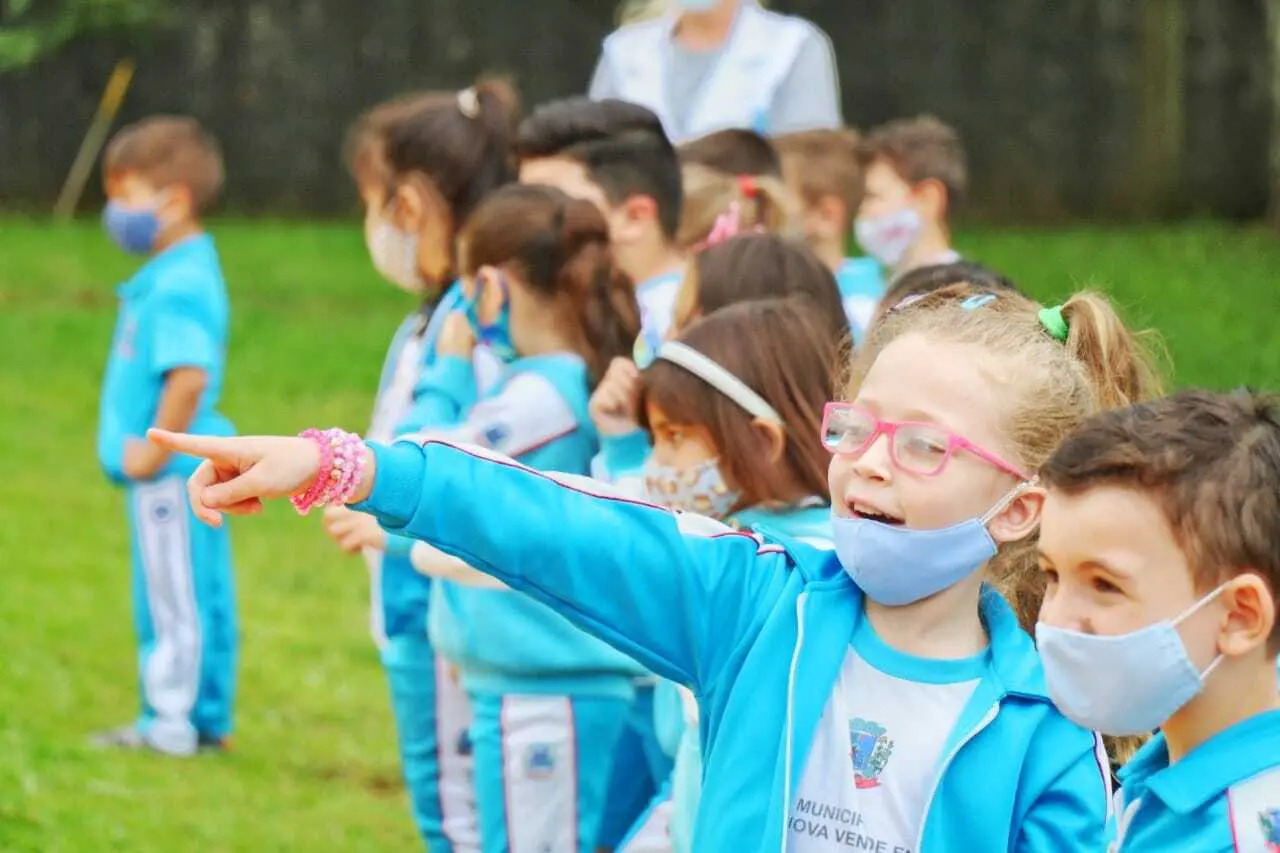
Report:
90,725,197,758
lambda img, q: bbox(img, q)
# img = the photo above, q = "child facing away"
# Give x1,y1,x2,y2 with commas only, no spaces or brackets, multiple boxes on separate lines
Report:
854,116,966,281
677,127,784,178
331,182,651,853
320,80,519,852
1035,389,1280,852
150,282,1161,851
615,298,841,853
773,127,885,342
515,97,686,370
94,115,237,757
675,164,797,251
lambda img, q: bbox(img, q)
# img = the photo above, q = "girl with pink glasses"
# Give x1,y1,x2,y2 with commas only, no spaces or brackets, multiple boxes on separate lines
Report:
148,284,1160,853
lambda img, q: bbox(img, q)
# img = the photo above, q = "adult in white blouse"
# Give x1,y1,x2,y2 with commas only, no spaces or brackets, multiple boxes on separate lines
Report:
588,0,842,145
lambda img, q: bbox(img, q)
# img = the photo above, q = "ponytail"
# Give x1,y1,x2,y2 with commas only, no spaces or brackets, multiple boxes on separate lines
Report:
557,198,641,385
677,163,799,250
1061,291,1164,410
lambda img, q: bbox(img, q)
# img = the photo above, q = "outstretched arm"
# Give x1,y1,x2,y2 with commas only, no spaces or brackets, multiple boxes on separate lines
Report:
149,429,792,690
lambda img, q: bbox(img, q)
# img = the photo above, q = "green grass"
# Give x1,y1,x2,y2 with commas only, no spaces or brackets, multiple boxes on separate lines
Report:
0,219,1276,851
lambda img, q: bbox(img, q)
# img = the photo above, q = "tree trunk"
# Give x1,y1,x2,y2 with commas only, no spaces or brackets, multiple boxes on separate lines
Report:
1135,0,1187,217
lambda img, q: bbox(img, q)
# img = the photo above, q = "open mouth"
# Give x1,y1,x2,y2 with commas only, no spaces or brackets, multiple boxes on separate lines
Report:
850,503,905,526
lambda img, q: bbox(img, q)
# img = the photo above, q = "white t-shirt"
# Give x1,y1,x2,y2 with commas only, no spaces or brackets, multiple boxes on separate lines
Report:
632,270,683,367
787,618,988,853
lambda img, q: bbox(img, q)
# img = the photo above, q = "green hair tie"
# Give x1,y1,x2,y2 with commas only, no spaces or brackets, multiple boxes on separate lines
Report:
1038,305,1069,342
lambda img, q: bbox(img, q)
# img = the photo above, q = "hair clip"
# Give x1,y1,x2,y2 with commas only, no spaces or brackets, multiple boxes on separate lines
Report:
886,293,926,314
1038,305,1069,342
457,87,480,119
960,293,997,311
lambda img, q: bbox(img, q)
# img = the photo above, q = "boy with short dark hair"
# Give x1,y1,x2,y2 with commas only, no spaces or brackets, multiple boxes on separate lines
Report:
95,115,238,757
516,96,685,367
678,127,783,179
773,127,884,340
1037,389,1280,852
855,115,966,279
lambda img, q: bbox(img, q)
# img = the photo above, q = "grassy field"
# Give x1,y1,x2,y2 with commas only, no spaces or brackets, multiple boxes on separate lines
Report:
0,219,1277,852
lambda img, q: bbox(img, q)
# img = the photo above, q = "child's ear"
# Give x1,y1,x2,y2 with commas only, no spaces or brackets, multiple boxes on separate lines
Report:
392,183,426,232
914,178,950,223
751,418,787,464
987,483,1045,545
816,195,847,232
162,184,197,223
1218,574,1276,658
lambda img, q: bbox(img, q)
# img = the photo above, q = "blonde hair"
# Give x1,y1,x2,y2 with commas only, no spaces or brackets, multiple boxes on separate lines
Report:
676,163,797,250
619,0,763,25
846,283,1165,764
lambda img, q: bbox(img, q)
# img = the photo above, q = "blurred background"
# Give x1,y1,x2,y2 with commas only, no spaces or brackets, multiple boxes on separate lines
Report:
1,2,1278,852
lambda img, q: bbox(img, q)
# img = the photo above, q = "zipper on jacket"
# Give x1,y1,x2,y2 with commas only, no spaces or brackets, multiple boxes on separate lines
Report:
778,591,808,853
914,702,1000,851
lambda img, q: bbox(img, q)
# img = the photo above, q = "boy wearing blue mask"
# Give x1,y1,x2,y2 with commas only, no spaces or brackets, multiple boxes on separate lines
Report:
94,116,237,757
854,116,964,282
1037,389,1280,853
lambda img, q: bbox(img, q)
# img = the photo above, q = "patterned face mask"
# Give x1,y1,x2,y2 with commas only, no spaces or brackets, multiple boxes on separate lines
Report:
642,457,741,518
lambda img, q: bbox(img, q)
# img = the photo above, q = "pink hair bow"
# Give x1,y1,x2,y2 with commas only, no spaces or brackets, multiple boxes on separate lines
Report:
695,200,766,252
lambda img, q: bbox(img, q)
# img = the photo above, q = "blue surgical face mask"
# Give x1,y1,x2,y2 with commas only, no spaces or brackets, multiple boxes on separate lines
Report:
1036,585,1227,736
832,482,1029,606
462,277,517,363
643,457,740,518
102,200,164,255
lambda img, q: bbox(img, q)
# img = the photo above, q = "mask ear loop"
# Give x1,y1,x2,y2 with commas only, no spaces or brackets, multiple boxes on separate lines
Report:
979,476,1039,525
1170,582,1232,680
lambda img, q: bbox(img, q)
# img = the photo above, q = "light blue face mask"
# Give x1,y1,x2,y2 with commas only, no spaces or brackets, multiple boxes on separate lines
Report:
831,482,1030,606
1036,585,1227,736
102,200,162,255
673,0,720,11
462,275,517,363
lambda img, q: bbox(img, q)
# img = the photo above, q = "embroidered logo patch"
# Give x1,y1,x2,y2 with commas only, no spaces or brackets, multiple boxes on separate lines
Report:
1260,807,1280,851
848,718,895,789
525,743,555,779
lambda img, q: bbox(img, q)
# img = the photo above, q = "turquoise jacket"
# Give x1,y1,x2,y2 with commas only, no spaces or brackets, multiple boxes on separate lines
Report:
1111,709,1280,852
409,353,648,698
357,439,1112,853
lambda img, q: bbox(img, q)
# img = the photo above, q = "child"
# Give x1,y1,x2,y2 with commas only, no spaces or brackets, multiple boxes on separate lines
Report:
855,115,966,280
515,97,686,369
151,283,1160,851
678,127,784,178
333,182,650,853
1036,389,1280,852
867,260,1020,333
621,298,840,853
773,128,885,341
94,115,237,758
676,165,796,251
320,81,518,852
515,96,686,845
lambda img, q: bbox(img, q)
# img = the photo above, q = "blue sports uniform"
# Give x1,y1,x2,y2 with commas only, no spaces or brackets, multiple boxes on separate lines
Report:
405,352,647,853
97,233,237,756
1109,709,1280,852
836,257,885,345
365,282,487,853
357,440,1115,853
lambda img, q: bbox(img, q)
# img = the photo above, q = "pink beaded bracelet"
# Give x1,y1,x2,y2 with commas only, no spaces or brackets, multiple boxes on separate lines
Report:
290,428,368,515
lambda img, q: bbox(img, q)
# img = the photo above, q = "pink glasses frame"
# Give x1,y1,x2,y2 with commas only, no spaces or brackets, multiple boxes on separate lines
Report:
820,402,1031,480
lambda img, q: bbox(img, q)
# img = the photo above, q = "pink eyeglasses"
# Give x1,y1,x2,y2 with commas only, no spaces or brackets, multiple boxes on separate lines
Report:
820,402,1031,479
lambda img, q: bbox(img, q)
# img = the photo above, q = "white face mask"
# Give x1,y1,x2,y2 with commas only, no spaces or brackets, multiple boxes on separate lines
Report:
366,218,426,295
854,207,924,270
673,0,719,11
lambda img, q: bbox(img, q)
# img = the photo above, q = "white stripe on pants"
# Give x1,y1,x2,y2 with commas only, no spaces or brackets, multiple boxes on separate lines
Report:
501,696,578,853
437,659,480,852
134,476,201,754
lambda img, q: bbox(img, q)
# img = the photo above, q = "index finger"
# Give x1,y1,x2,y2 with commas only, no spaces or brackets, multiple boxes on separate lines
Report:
149,429,241,463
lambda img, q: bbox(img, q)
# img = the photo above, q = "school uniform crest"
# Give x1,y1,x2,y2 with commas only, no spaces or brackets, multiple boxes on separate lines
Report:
455,728,473,758
1260,807,1280,851
478,422,510,450
848,718,895,789
150,501,176,524
525,743,556,779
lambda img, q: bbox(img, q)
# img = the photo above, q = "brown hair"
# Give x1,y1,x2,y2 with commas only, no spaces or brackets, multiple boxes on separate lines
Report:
848,285,1164,764
678,128,783,178
1042,389,1280,647
868,260,1022,333
676,164,797,250
643,299,835,509
103,116,224,213
676,233,847,345
459,183,639,386
774,128,864,228
859,115,967,216
345,78,519,228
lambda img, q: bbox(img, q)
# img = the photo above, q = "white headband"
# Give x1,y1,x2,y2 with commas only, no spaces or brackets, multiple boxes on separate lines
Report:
655,341,783,424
